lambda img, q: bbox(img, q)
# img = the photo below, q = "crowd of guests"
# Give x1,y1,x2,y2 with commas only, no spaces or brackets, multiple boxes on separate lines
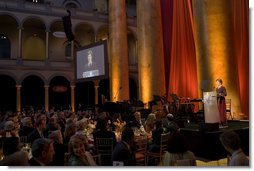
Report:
0,106,249,166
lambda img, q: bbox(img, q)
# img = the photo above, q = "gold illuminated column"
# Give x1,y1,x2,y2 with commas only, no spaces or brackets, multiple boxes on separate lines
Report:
109,0,129,102
192,0,212,97
70,85,75,112
192,0,241,115
94,80,99,105
16,85,21,112
137,0,166,104
44,85,49,112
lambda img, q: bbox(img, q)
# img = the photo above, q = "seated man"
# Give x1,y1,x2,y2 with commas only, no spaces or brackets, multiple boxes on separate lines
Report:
111,127,136,166
219,131,249,166
29,138,55,166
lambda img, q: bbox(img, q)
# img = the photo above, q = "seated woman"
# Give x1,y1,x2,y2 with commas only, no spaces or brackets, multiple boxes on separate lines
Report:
67,135,97,166
144,113,156,134
163,131,196,166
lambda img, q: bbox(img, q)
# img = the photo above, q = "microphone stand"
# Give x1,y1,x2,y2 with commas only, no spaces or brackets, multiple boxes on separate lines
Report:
113,87,122,101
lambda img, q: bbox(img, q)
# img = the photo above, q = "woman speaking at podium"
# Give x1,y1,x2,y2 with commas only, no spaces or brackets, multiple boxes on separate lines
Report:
216,78,227,127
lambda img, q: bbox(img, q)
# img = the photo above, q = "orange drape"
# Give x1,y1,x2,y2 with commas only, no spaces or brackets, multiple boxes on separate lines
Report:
231,0,249,117
161,0,198,99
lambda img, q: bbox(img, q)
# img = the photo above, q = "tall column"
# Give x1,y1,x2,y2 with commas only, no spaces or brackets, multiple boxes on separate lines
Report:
137,0,166,104
17,27,23,59
44,85,49,112
70,85,75,112
109,0,129,102
192,0,241,116
93,80,100,105
16,85,21,112
45,30,49,60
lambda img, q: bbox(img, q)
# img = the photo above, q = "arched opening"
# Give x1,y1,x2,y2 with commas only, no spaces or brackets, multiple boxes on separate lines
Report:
23,18,46,60
0,14,18,59
75,81,95,110
0,34,11,59
0,75,16,112
49,76,70,110
21,75,44,111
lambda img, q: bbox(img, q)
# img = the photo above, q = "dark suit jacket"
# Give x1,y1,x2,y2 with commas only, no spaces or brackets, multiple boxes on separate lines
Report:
111,141,136,166
29,157,43,166
19,126,35,137
28,129,46,145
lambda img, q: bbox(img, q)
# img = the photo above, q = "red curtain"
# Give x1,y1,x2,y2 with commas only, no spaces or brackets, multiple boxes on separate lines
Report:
231,0,249,117
161,0,198,100
161,0,173,95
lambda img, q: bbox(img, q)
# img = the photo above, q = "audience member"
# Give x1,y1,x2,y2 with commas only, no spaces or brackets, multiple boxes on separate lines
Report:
63,123,76,146
149,120,164,152
0,150,29,166
145,113,156,133
219,131,249,166
162,114,179,133
3,121,19,137
112,113,126,132
19,117,34,137
112,127,136,166
48,130,66,166
28,116,47,145
67,135,96,166
163,131,196,166
29,138,55,166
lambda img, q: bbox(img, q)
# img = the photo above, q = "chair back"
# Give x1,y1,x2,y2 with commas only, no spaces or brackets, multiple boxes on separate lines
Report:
135,136,148,165
226,99,233,120
159,133,170,157
95,137,114,165
146,132,170,165
95,137,114,154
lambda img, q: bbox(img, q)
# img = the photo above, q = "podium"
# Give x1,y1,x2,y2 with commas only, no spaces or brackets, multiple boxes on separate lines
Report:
203,91,220,123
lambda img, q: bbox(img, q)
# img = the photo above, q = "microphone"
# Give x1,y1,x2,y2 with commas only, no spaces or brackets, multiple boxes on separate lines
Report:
113,86,122,100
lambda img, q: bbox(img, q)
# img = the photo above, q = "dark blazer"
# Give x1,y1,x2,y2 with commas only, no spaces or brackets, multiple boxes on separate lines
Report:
28,129,46,145
49,142,66,166
111,141,136,166
19,126,35,137
29,157,43,166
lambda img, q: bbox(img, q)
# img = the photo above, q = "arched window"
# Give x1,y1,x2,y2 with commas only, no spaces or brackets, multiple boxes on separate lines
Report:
63,0,81,9
0,34,11,59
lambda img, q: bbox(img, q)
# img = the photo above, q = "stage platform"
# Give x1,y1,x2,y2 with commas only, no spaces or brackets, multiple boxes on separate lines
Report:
179,120,249,161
